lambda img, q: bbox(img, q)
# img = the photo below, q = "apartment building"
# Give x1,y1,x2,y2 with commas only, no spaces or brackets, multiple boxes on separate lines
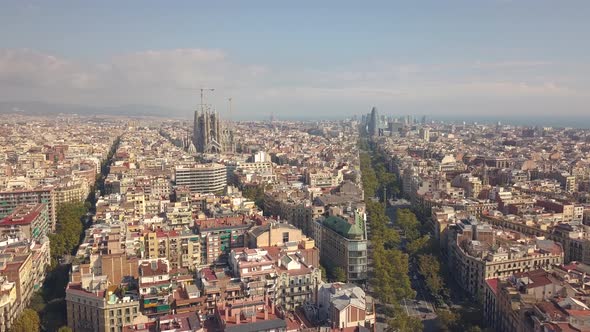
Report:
55,180,89,205
66,275,141,332
263,190,313,235
0,238,49,331
1,252,33,322
229,245,322,311
448,218,563,297
0,187,56,230
229,248,276,300
198,267,244,316
0,203,50,241
165,202,193,228
143,229,201,271
535,198,583,223
195,217,253,266
481,214,590,266
212,297,287,332
451,173,483,198
174,163,227,194
0,277,16,332
233,161,276,186
484,264,590,332
246,221,305,248
305,169,343,188
138,259,172,318
312,213,368,283
273,250,322,311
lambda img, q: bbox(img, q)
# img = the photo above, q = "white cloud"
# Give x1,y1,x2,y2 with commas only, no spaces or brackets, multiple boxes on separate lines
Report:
0,48,587,117
472,60,553,69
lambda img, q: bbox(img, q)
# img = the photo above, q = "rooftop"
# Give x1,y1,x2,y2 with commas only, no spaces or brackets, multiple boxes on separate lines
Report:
0,203,45,226
322,215,364,238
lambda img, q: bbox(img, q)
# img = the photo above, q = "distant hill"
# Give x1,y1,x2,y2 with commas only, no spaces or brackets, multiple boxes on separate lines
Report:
0,101,189,118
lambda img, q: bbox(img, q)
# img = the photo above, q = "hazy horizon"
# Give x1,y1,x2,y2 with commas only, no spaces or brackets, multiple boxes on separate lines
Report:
1,1,589,120
2,100,590,129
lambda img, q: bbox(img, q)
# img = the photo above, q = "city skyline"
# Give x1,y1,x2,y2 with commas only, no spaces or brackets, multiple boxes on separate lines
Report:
1,1,589,121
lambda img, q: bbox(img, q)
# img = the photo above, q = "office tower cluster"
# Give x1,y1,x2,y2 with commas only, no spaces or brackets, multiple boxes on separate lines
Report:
363,107,431,139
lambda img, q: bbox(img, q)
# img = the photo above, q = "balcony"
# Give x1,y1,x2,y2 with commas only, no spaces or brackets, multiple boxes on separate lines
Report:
283,288,312,296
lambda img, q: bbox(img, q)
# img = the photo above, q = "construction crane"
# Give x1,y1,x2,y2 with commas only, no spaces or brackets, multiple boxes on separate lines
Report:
199,88,215,109
227,97,233,128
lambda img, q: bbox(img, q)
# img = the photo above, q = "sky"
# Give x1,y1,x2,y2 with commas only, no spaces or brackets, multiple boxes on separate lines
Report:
0,0,589,120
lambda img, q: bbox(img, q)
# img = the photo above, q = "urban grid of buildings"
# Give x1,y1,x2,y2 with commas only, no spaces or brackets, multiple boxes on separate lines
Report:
368,110,590,332
0,109,374,332
3,104,590,332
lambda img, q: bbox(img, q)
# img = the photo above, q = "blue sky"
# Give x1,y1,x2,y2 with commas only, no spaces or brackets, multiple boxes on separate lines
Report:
1,0,589,120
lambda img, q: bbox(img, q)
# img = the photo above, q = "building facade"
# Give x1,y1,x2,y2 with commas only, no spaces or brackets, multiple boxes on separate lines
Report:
193,109,235,154
175,163,227,194
313,214,368,283
66,275,141,332
0,203,50,241
0,187,56,231
448,219,563,297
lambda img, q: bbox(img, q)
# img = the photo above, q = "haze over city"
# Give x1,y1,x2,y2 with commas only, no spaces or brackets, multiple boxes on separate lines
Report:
1,0,589,123
4,2,590,332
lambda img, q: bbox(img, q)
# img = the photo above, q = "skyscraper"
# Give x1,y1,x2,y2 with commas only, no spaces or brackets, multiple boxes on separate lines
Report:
368,106,379,137
419,127,430,141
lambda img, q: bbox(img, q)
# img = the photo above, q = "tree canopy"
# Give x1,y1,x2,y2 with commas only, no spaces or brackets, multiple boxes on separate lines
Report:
386,306,424,332
418,254,445,298
10,309,40,332
360,144,417,332
360,137,488,331
397,208,421,242
48,202,88,268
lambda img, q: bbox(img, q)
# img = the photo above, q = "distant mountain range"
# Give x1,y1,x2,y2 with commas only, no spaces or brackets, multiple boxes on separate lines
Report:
0,101,189,119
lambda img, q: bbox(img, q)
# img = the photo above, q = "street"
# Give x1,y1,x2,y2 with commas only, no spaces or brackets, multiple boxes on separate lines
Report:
366,204,440,331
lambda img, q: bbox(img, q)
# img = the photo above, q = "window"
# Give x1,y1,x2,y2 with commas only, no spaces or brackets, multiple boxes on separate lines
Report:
282,232,289,243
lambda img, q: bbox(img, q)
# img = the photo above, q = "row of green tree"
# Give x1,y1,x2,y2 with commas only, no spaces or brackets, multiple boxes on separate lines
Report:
8,309,73,332
320,257,347,283
97,136,121,196
48,202,88,268
242,184,267,211
20,138,122,332
359,149,398,201
394,188,486,331
9,203,89,331
363,137,490,331
360,148,423,332
409,221,487,331
27,202,89,332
